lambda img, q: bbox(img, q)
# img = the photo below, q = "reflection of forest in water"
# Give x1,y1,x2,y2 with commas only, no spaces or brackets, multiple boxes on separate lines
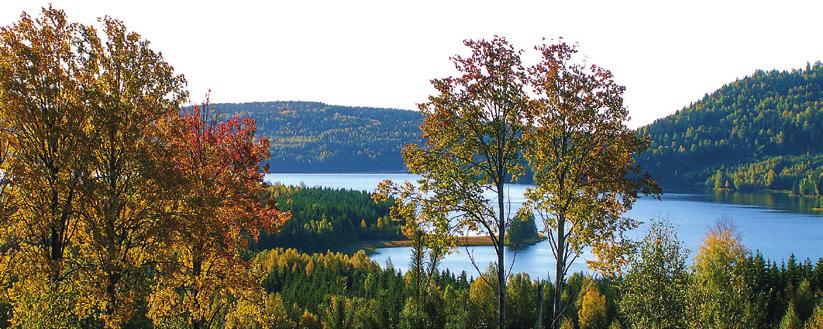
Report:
673,189,823,215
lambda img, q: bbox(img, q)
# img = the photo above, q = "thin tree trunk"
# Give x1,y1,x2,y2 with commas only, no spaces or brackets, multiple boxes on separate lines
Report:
497,182,506,329
105,272,120,317
536,279,544,329
192,257,203,329
552,217,566,329
534,279,543,329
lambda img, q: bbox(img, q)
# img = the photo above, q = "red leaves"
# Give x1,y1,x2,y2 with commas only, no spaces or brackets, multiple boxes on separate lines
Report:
168,101,289,250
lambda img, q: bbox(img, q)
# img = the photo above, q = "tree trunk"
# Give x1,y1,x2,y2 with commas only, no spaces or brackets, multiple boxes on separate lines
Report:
535,279,544,329
497,183,506,329
192,257,203,329
105,272,121,317
552,217,566,329
49,225,63,282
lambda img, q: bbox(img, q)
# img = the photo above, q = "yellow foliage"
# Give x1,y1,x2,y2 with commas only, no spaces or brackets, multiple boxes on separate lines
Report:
225,292,293,329
578,281,607,329
299,310,323,329
806,304,823,329
688,220,749,327
468,270,498,328
7,274,83,328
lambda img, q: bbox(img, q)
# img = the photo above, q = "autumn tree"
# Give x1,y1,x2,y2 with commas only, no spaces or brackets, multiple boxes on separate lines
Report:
376,36,529,329
72,16,187,327
521,39,659,328
687,219,750,329
147,102,289,328
805,304,823,329
468,266,500,328
619,221,689,329
0,6,91,325
578,280,608,329
0,85,15,316
781,303,803,329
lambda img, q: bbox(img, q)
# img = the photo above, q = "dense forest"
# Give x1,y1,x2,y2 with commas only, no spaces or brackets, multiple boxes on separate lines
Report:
251,221,823,329
214,102,421,172
251,184,540,252
637,63,823,194
253,185,404,252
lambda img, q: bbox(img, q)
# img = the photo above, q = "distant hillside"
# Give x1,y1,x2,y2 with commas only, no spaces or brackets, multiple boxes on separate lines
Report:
214,101,422,172
637,62,822,195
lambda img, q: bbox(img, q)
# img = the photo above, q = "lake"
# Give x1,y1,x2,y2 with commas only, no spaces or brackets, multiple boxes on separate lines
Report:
264,173,823,279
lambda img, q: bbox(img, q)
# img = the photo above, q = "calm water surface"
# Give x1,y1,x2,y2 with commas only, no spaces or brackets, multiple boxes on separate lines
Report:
265,173,823,279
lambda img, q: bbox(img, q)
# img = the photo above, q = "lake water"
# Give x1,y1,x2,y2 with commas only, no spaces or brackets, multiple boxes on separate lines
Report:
264,173,823,279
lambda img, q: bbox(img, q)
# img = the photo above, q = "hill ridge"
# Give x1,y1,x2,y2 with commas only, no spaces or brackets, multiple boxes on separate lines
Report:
637,62,822,194
216,101,422,173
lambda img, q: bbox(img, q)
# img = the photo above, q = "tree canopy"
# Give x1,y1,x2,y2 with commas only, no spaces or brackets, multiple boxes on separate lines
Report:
0,7,287,327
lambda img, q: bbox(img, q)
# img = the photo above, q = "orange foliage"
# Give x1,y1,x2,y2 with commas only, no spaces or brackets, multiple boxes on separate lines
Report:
148,102,289,328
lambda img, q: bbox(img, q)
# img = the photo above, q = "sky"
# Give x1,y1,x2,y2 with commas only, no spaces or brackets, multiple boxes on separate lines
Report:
1,0,820,128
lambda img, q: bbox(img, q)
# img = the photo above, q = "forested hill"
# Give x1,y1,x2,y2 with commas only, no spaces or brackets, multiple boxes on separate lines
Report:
637,62,822,194
214,101,422,172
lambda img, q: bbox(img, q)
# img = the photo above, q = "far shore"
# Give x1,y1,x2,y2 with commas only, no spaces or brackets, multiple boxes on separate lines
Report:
375,235,547,248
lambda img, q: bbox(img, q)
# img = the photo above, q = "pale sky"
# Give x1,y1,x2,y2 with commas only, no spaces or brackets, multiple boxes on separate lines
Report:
1,0,821,128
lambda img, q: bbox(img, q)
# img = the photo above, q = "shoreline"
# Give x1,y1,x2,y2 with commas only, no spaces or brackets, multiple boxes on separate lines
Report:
372,235,547,249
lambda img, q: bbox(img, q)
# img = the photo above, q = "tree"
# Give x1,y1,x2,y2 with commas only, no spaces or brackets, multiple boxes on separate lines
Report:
794,279,815,323
399,297,428,329
224,293,294,329
72,16,187,327
147,102,289,328
443,285,470,329
0,6,90,325
374,181,446,324
506,212,539,248
619,221,689,329
687,219,750,328
506,273,537,329
376,36,530,329
805,304,823,329
521,39,659,328
780,303,802,329
578,281,608,329
468,266,499,328
322,295,366,329
405,228,446,323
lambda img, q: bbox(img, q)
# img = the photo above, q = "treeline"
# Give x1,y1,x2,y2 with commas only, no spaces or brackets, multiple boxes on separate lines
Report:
707,154,823,196
213,101,422,172
253,221,823,329
637,63,823,190
254,247,604,329
254,185,404,252
253,184,539,253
